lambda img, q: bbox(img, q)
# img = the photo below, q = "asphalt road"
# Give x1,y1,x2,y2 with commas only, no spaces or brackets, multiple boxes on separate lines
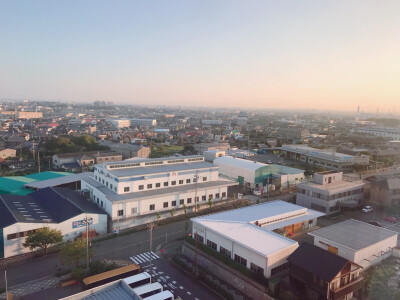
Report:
0,219,191,288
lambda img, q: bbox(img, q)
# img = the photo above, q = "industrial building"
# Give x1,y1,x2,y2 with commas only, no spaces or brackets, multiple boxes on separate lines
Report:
130,118,157,127
81,156,237,230
214,156,305,189
191,200,324,278
281,144,369,171
309,219,398,269
0,187,107,259
296,171,365,215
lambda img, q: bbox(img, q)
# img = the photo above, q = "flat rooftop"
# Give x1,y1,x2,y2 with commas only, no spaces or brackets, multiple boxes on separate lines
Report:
104,161,216,178
309,219,398,251
298,179,364,192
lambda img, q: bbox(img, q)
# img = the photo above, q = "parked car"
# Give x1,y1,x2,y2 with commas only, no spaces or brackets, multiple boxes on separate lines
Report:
361,206,373,213
253,190,262,196
368,221,382,227
384,216,397,223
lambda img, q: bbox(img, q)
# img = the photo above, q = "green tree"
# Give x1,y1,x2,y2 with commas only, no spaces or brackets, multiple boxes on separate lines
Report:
23,227,63,254
156,212,161,223
182,204,188,217
61,238,88,268
208,197,213,208
170,208,175,217
232,193,236,202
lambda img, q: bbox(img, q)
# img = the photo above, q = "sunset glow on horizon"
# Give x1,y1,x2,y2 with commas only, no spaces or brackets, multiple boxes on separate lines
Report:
1,1,399,112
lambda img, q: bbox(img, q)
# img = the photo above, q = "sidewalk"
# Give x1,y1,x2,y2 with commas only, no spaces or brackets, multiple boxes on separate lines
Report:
0,275,68,300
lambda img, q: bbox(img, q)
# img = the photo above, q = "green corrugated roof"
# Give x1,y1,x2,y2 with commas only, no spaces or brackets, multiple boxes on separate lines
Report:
0,172,72,195
25,171,71,181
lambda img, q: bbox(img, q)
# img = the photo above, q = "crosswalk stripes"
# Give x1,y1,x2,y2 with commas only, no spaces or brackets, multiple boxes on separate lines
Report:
130,251,160,265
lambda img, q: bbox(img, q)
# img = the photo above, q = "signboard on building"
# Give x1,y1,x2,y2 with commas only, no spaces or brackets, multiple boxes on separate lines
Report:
72,218,93,229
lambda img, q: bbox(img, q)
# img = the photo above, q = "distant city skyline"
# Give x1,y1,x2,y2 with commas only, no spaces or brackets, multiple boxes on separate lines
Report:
1,1,400,112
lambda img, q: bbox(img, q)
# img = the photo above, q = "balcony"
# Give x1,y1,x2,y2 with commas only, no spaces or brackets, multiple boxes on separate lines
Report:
329,276,364,300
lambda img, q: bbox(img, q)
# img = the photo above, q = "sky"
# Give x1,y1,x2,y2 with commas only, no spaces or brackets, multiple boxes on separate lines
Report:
1,1,400,112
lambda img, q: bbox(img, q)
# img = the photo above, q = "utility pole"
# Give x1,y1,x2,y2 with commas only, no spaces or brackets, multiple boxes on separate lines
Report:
147,222,156,281
37,150,40,173
194,170,199,212
5,271,7,300
194,232,198,276
83,215,93,269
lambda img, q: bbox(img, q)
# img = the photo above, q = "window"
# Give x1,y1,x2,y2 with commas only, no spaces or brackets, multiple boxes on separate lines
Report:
202,195,206,201
101,201,103,207
220,246,231,258
186,179,191,184
163,202,168,208
149,204,155,211
171,181,176,186
139,185,144,190
102,179,104,184
180,199,184,205
117,210,123,216
110,184,113,189
164,182,168,187
124,187,130,192
95,175,97,180
187,198,192,204
271,263,288,276
207,239,217,250
97,198,99,204
215,193,220,198
147,184,152,189
250,263,264,274
179,180,183,184
156,183,161,188
203,177,207,181
234,254,247,267
195,196,199,202
131,207,137,214
222,192,226,198
106,182,109,187
172,200,177,206
209,194,213,200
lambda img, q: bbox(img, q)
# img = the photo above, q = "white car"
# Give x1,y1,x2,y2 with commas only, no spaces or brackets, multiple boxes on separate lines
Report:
362,206,373,213
253,190,262,196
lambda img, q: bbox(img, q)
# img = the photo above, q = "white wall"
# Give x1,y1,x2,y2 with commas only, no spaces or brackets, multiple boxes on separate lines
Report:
2,212,107,258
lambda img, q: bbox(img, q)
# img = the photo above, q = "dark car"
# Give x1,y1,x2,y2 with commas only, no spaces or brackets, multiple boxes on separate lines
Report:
368,221,382,227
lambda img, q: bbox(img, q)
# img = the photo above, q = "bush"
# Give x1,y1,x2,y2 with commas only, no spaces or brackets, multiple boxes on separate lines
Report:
71,267,87,281
88,260,118,276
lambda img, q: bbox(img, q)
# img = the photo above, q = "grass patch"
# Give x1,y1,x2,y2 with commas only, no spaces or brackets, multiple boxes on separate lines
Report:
150,145,184,158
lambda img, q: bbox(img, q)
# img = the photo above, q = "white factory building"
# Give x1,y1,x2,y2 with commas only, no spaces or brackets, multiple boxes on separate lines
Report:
214,156,305,189
130,118,157,127
81,156,237,230
191,200,324,278
296,171,365,215
309,219,398,269
0,187,107,259
108,119,131,129
282,144,369,171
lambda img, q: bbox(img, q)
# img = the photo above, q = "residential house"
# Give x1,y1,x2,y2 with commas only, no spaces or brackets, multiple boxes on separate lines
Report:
287,243,363,300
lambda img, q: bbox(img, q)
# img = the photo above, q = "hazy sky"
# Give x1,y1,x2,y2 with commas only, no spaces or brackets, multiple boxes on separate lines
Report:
1,1,399,112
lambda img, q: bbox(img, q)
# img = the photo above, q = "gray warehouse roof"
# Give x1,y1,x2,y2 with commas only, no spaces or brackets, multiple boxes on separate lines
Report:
309,219,398,251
